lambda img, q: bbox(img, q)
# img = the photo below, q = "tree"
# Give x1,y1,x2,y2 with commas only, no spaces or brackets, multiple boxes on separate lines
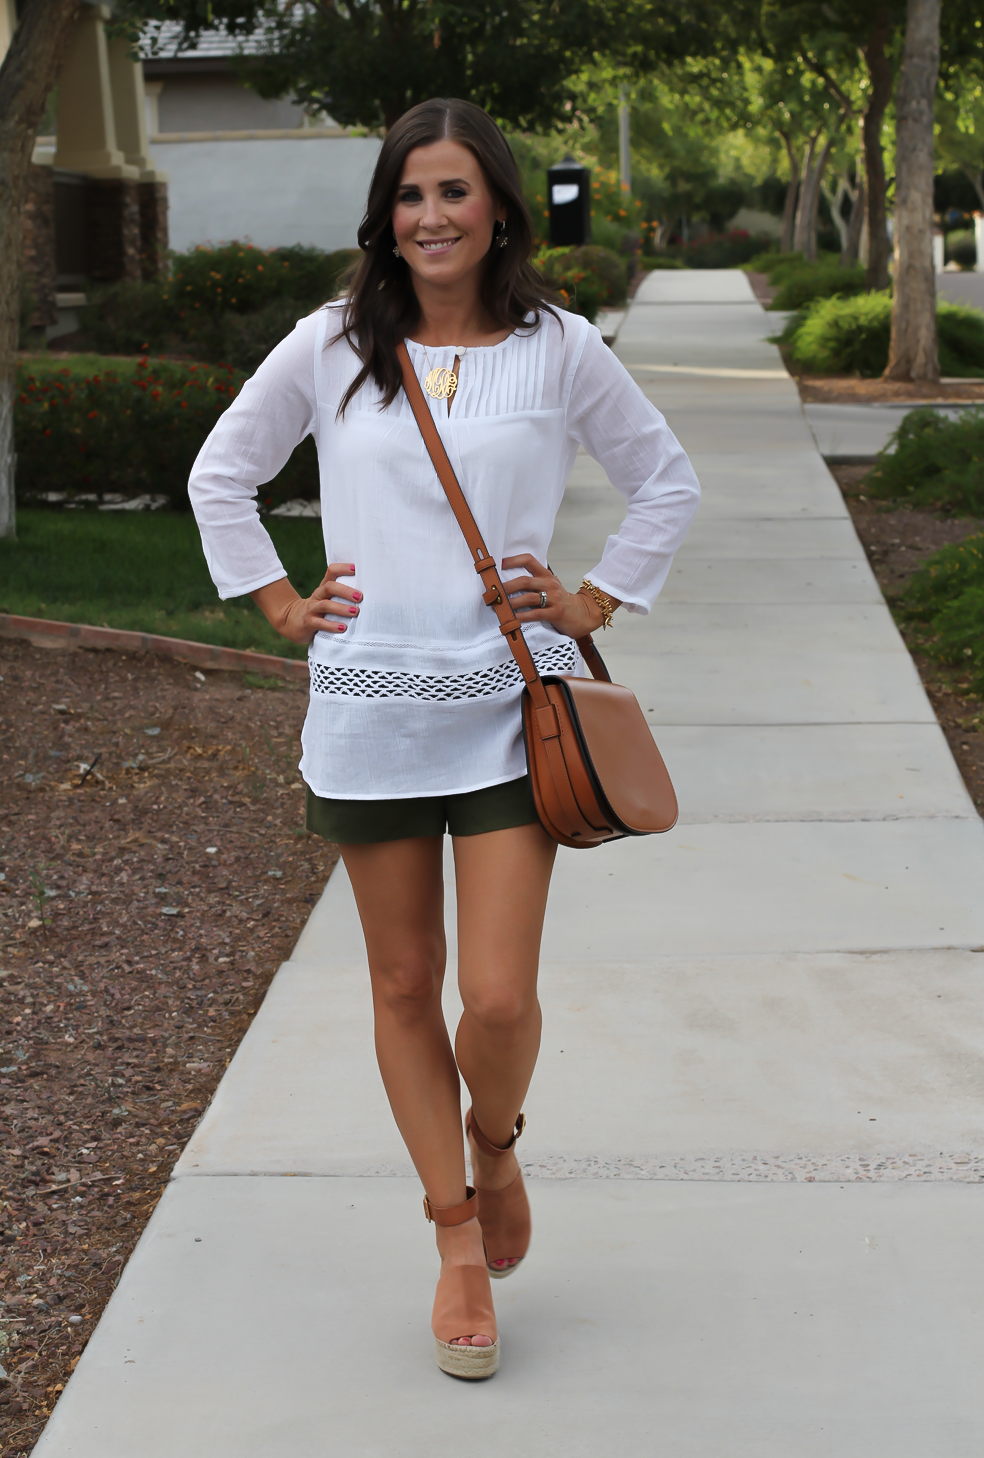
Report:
226,1,620,135
0,0,83,539
885,0,941,381
936,73,984,210
761,1,901,290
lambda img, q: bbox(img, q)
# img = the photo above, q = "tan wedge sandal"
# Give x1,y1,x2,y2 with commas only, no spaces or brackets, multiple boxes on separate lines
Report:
465,1109,531,1280
425,1186,500,1379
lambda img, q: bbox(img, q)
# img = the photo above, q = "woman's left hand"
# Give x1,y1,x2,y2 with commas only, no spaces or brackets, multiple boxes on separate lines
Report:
501,554,618,640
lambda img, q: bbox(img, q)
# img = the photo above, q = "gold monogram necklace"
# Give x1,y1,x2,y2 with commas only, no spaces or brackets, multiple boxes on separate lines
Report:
423,346,467,401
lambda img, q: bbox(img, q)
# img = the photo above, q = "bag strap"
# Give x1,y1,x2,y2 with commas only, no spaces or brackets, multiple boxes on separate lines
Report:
396,341,609,696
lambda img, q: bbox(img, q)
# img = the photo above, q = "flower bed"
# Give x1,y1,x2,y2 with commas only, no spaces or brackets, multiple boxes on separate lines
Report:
15,356,317,509
78,243,358,368
533,244,629,323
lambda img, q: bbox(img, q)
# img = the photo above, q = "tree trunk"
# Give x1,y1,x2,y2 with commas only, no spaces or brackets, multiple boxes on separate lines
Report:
860,12,895,292
884,0,941,382
842,171,866,265
780,132,800,253
792,135,818,255
806,138,834,262
822,173,853,255
0,0,82,539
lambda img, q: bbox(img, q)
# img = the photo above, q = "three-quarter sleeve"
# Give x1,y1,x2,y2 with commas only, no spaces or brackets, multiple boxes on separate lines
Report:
565,323,700,614
188,311,321,600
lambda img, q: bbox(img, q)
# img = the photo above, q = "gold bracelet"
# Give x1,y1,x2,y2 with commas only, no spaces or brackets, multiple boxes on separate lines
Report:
579,578,616,630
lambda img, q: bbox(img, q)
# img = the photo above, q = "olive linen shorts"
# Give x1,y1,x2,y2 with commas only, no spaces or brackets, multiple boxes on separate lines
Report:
305,774,539,845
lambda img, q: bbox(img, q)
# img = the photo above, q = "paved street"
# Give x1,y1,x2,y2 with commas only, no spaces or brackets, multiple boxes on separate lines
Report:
35,271,984,1457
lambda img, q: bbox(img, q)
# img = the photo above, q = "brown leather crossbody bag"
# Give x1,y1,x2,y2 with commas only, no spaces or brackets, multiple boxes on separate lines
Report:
398,341,677,849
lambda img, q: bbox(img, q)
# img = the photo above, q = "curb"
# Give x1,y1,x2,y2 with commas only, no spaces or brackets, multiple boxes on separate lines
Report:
0,613,309,682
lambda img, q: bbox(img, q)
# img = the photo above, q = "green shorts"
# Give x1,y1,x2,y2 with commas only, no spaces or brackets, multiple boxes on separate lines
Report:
305,774,539,845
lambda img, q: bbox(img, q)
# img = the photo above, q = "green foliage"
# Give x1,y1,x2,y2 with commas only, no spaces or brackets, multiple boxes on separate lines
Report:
900,535,984,697
14,357,318,509
78,243,358,367
779,293,984,378
866,407,984,515
945,229,977,269
0,509,326,661
666,230,773,269
238,0,625,133
533,245,629,323
768,261,866,311
640,255,688,270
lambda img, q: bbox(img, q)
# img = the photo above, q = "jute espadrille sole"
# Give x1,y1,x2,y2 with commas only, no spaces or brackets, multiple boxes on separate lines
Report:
435,1337,500,1379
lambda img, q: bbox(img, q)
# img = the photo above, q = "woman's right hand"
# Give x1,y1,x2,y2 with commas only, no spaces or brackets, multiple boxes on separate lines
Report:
250,564,362,646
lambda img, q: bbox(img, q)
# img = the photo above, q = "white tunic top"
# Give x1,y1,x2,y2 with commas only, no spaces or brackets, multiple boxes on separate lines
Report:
188,304,700,799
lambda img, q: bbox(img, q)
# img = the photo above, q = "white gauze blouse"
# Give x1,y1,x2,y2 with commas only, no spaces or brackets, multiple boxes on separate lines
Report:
188,303,700,800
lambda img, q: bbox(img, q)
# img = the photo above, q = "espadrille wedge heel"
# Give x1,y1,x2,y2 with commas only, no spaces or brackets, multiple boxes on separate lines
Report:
425,1186,499,1379
466,1109,530,1279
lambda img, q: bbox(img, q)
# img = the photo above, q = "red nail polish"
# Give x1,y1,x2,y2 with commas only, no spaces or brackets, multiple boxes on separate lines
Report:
337,624,346,632
353,591,363,601
349,606,358,614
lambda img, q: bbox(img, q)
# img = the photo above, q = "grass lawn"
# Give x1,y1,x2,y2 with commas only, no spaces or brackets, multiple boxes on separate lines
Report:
0,509,327,660
20,352,153,376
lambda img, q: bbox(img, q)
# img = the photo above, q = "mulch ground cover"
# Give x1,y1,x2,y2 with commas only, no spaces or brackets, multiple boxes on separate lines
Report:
0,638,337,1456
830,464,984,813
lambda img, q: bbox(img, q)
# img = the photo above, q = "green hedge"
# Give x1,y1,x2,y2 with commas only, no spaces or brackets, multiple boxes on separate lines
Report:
533,245,628,323
900,534,984,696
777,292,984,377
866,406,984,515
769,263,866,312
15,356,318,509
665,230,774,269
78,243,359,369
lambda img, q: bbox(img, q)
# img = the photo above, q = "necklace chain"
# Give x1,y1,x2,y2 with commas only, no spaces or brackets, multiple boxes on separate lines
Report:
422,345,466,402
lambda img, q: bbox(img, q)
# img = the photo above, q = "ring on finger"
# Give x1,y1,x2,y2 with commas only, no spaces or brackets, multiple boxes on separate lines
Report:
538,590,548,609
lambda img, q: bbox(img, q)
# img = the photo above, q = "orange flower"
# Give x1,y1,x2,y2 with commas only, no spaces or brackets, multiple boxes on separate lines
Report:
88,410,99,419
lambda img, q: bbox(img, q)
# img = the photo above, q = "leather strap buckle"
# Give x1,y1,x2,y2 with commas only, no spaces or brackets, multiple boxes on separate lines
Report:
483,584,503,607
498,617,521,637
474,556,496,574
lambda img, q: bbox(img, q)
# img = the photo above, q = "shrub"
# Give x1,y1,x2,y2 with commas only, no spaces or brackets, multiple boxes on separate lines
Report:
945,229,977,269
639,255,688,270
78,243,359,362
769,263,866,312
534,244,629,322
14,357,318,509
780,291,984,377
900,534,984,696
666,230,773,269
865,407,984,515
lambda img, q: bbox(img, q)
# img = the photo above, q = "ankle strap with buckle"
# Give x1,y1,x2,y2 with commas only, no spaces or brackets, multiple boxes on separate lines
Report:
466,1109,526,1158
423,1186,480,1226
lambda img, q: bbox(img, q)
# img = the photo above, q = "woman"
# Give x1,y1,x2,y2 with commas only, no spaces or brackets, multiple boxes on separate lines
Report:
189,97,699,1380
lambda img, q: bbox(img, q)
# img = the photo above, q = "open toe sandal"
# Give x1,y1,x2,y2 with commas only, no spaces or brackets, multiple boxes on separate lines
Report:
425,1186,499,1379
466,1109,531,1279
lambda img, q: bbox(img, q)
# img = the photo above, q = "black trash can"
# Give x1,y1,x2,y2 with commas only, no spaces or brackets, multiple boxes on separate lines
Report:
548,156,591,247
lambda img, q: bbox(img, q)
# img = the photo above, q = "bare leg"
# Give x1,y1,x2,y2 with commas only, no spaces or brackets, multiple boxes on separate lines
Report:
340,835,491,1346
453,820,557,1269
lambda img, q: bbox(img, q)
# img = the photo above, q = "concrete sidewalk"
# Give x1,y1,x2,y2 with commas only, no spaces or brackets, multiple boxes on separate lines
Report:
35,270,984,1457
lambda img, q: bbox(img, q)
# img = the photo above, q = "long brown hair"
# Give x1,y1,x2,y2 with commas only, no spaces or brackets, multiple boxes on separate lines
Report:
336,97,558,415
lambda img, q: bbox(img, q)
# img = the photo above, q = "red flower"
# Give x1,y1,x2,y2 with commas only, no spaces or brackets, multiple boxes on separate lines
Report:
88,410,99,419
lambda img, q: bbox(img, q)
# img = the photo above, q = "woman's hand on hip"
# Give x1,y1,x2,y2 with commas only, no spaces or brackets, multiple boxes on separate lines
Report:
250,564,362,646
501,555,620,639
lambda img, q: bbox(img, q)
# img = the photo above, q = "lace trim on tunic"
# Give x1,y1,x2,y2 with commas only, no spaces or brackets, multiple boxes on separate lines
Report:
310,640,579,701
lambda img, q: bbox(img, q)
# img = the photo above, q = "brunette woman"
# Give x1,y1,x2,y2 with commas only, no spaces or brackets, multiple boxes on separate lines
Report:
189,97,699,1379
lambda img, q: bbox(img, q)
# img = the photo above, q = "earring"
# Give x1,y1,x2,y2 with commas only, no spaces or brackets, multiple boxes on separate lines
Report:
393,244,402,258
497,221,508,248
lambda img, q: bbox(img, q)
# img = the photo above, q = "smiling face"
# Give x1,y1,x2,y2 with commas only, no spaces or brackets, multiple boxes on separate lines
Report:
392,138,507,290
